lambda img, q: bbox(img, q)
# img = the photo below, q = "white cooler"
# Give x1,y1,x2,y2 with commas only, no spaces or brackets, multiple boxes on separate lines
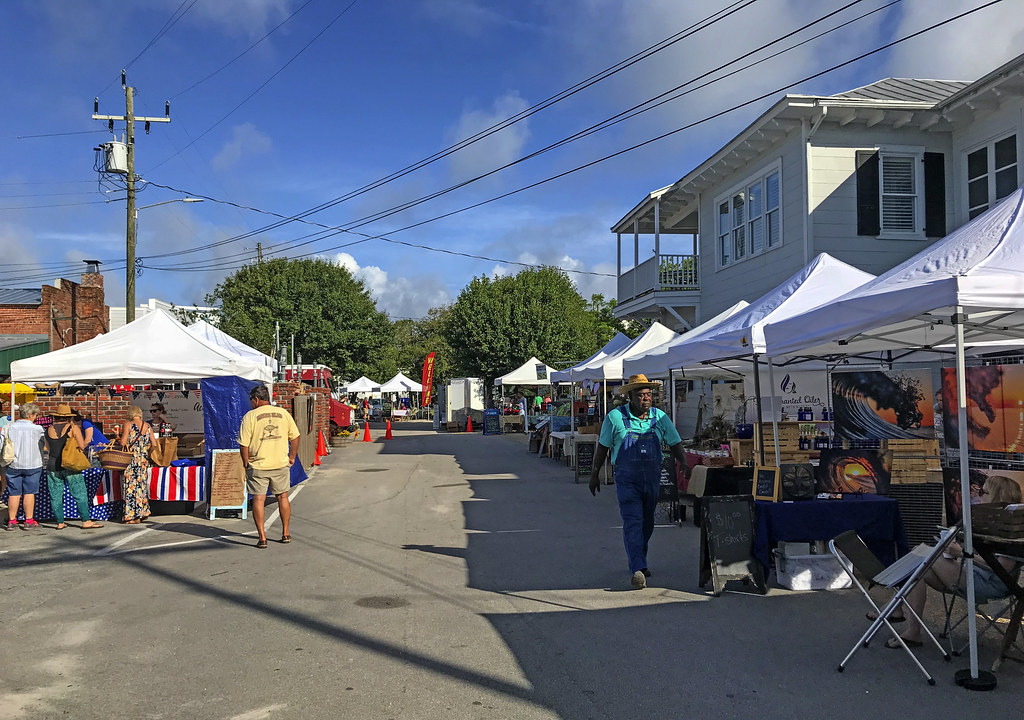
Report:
774,549,852,591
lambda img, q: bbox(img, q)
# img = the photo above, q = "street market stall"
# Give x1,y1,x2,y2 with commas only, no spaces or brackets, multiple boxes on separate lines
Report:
494,357,557,432
380,372,422,419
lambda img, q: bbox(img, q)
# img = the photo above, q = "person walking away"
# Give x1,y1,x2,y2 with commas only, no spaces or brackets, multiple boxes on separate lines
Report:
118,406,157,524
238,385,300,549
588,375,688,589
5,403,45,530
46,404,103,529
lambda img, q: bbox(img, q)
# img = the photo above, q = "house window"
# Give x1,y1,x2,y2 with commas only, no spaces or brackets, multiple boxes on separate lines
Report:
716,166,781,268
880,154,916,232
966,134,1017,220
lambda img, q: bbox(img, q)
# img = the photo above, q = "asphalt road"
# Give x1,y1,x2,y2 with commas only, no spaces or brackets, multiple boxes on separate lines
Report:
1,421,1021,719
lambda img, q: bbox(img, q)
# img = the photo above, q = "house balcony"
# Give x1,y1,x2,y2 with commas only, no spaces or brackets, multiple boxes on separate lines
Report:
615,253,701,330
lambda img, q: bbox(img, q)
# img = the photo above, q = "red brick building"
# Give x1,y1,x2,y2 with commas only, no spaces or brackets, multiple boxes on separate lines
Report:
0,265,108,352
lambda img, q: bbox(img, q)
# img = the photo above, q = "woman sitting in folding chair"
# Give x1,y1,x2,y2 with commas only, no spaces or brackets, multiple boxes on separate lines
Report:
889,476,1021,649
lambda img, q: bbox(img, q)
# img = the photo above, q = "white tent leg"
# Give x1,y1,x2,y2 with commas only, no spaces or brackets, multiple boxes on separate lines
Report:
767,357,781,468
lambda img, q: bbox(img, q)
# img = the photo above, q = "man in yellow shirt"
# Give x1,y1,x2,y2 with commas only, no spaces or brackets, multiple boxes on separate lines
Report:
238,385,300,549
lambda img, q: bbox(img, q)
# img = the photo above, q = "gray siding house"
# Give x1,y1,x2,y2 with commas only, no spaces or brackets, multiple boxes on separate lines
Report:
612,52,1024,333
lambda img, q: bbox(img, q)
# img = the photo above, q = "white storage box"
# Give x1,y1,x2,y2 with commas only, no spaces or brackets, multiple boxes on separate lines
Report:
774,551,852,591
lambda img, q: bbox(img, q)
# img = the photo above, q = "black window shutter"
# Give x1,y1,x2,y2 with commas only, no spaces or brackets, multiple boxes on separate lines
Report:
923,152,946,237
856,150,880,236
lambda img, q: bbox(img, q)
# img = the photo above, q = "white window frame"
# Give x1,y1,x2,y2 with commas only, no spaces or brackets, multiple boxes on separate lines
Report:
714,160,783,270
964,132,1018,221
876,144,924,239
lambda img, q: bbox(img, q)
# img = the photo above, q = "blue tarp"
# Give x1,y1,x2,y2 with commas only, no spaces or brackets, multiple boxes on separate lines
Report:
200,376,307,493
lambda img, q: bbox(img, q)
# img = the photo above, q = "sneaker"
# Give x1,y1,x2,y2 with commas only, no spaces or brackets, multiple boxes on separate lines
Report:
22,519,40,530
641,568,651,578
5,520,17,531
631,570,647,590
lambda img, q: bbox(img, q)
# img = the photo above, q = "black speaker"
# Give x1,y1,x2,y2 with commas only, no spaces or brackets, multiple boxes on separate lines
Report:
780,463,816,500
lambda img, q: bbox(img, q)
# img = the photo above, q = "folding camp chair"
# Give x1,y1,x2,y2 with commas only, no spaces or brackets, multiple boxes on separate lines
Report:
829,527,958,685
940,558,1022,656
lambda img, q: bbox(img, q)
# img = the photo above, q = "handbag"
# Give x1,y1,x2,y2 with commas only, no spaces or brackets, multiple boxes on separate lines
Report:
148,436,178,467
61,427,92,472
0,427,15,467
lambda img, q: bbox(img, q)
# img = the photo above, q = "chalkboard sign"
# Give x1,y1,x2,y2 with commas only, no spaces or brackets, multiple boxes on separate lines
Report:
699,494,765,596
753,465,780,502
482,408,502,436
208,449,248,520
574,440,596,484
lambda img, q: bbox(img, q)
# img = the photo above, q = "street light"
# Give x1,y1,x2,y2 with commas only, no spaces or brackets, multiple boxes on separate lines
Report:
126,197,203,323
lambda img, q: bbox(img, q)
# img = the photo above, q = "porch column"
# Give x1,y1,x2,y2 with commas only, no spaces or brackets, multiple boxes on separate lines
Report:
633,219,639,299
654,199,661,291
616,232,621,278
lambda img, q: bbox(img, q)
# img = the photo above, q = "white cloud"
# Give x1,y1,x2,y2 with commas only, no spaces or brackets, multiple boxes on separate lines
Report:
447,92,531,183
420,0,536,36
332,252,452,319
211,123,272,171
183,0,295,38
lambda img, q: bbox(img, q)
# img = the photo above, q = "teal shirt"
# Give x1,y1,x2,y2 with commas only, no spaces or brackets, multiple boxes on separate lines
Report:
598,405,681,464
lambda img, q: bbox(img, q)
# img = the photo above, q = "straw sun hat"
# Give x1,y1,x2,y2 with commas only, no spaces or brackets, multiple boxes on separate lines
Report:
616,374,660,395
53,403,75,417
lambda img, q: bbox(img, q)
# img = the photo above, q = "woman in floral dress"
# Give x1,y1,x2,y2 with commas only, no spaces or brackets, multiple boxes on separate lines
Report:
118,405,156,524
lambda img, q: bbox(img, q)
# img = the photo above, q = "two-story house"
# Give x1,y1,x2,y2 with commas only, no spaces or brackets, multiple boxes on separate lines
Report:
611,52,1024,334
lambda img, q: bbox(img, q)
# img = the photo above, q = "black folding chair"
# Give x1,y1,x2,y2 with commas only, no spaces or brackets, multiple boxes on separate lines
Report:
829,527,957,685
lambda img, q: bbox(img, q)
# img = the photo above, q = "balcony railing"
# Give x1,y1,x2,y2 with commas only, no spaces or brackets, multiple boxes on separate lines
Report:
618,253,699,303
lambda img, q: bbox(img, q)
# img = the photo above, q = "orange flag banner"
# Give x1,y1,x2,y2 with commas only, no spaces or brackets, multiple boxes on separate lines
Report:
421,352,436,407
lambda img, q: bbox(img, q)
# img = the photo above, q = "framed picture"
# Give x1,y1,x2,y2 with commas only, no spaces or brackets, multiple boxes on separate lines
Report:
754,465,781,502
816,449,892,495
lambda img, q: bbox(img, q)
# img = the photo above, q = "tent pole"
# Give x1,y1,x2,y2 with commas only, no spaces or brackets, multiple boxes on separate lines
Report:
955,306,985,685
767,357,781,468
752,354,765,465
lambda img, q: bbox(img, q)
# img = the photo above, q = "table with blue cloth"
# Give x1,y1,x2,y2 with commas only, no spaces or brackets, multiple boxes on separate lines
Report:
754,495,910,575
2,467,120,521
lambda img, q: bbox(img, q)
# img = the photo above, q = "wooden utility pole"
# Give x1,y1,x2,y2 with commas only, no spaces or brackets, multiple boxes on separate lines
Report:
93,71,170,323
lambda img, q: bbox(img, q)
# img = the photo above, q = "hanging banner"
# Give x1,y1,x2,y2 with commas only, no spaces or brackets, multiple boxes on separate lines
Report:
421,352,436,407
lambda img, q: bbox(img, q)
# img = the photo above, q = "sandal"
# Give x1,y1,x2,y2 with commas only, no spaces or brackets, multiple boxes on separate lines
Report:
55,523,67,530
885,636,922,649
280,535,291,544
81,522,104,530
256,539,268,549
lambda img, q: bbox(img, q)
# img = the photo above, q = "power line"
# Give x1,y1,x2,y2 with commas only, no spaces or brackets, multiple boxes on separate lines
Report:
14,130,108,140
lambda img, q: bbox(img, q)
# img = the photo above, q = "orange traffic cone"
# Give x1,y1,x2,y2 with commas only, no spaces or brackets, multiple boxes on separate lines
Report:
313,447,322,466
317,430,329,457
362,421,372,442
385,420,393,439
466,415,473,432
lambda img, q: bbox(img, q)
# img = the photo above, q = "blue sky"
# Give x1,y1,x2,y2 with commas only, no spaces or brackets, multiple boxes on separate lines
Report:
3,0,1023,320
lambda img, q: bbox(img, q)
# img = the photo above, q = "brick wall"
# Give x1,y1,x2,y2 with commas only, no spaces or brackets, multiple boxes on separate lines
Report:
0,272,108,351
30,392,133,435
272,381,330,443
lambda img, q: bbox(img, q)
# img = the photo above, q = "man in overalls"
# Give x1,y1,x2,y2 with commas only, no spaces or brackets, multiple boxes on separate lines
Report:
589,374,688,589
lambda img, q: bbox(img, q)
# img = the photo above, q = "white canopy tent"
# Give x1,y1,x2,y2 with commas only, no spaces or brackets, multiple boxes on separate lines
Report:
10,309,272,384
763,186,1024,685
494,357,557,386
187,320,278,372
566,322,679,383
341,376,381,394
380,372,423,393
550,333,631,383
622,300,750,379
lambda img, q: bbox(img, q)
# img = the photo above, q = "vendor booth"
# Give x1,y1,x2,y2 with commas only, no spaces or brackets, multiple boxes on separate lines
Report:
494,357,557,432
762,187,1024,686
380,372,422,420
4,310,305,522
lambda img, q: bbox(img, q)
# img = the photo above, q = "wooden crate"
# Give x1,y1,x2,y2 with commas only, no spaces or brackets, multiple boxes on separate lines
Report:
730,439,754,465
446,421,462,432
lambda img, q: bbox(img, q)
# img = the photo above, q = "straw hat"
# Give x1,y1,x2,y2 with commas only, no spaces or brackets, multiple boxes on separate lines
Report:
617,374,660,395
53,403,75,417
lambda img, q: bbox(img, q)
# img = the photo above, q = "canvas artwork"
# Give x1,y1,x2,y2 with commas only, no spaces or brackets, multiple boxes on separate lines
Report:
942,467,1024,526
832,369,934,441
941,365,1024,454
816,449,892,495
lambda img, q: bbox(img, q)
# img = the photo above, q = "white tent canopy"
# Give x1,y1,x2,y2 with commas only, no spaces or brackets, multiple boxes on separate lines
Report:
380,372,423,393
341,376,381,393
622,300,750,378
563,322,679,383
550,333,631,383
10,309,272,383
761,187,1024,684
494,357,557,386
187,320,278,372
653,254,875,375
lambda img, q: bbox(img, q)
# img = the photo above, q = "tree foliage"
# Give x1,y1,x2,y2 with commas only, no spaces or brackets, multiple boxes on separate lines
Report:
442,267,597,389
394,306,454,385
206,258,395,381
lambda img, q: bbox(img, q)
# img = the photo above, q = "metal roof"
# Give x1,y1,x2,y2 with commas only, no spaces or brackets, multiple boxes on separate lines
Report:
0,335,48,351
0,288,42,305
830,78,970,104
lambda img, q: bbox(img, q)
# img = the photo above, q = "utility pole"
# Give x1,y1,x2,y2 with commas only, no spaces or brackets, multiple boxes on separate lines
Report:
93,70,170,324
256,242,263,262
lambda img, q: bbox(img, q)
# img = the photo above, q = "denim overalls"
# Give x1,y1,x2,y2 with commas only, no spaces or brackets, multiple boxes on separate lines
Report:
613,405,663,573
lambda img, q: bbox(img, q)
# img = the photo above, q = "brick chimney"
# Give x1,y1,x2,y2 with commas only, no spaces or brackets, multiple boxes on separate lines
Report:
82,259,103,288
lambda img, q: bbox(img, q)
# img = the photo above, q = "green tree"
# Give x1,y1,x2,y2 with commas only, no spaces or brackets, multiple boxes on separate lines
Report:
442,267,596,391
206,258,395,381
394,306,454,386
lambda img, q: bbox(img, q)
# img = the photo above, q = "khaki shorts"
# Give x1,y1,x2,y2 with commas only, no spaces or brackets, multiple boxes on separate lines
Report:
246,465,291,496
